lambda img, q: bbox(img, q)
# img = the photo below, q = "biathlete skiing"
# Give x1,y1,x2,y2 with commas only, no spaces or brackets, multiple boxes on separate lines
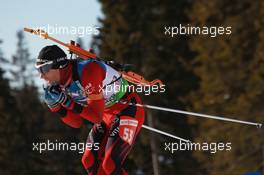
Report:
28,27,260,175
36,45,145,175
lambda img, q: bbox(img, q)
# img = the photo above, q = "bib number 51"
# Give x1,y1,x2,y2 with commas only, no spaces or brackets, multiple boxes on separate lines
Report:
119,117,139,145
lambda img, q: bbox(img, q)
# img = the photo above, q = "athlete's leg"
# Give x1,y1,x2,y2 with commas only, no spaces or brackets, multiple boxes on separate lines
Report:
82,122,108,175
101,93,145,175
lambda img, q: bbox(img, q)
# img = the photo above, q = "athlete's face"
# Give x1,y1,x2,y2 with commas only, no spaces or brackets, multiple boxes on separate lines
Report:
40,69,60,85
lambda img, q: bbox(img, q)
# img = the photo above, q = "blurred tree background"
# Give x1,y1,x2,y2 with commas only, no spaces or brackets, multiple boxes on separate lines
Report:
0,0,263,175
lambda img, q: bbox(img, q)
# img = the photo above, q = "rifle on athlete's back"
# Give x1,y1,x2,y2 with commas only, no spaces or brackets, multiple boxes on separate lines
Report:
24,27,163,87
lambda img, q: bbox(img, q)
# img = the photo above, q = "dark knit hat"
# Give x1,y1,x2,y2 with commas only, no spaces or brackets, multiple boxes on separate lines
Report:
36,45,68,69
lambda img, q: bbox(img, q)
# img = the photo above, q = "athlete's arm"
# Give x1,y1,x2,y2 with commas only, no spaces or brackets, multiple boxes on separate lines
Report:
78,62,105,123
61,61,105,124
51,61,105,124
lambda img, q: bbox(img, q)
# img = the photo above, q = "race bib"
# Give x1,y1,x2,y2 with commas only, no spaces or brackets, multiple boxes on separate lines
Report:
118,116,138,145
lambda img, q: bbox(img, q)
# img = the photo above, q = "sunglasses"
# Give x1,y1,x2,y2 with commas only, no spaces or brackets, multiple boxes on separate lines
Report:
35,61,54,74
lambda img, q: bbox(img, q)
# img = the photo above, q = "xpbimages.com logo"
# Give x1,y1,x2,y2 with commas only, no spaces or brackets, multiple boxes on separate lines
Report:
32,140,100,154
164,24,232,38
164,140,232,154
103,83,166,96
34,24,100,37
83,82,166,96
